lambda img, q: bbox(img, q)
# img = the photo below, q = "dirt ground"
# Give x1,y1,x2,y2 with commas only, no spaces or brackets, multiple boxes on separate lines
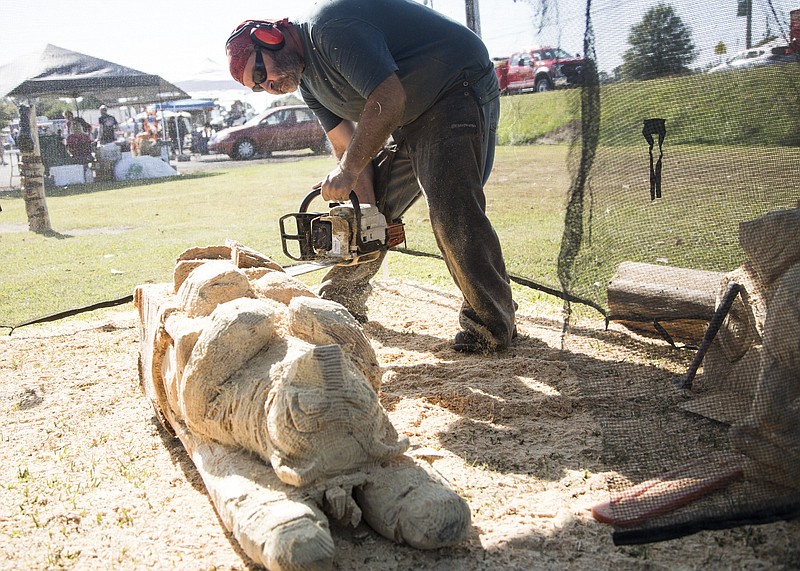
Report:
2,276,799,571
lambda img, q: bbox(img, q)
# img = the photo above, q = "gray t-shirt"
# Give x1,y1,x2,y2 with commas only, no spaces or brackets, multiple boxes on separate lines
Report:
297,0,492,131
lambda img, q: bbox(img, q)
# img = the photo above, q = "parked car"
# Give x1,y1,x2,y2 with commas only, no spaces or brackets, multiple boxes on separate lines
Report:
707,45,797,73
208,105,329,160
494,47,584,94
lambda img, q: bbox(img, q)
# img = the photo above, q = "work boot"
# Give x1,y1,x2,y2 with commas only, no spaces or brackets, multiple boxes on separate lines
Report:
349,310,369,324
317,260,382,325
453,330,486,353
453,326,517,353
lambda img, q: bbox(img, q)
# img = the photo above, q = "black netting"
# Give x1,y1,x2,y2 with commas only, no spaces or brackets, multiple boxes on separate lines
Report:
552,0,800,544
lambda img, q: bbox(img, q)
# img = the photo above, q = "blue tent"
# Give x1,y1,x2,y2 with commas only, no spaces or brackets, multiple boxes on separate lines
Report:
152,98,216,112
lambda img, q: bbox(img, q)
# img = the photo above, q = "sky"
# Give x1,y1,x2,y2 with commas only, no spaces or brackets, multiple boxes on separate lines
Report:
0,0,546,83
1,0,796,110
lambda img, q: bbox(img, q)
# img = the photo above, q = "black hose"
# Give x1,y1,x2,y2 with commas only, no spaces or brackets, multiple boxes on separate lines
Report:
1,248,628,336
3,294,133,335
393,247,608,317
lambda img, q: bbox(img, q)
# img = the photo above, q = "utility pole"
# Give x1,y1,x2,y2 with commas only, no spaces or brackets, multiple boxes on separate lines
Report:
465,0,482,37
737,0,753,48
746,0,752,48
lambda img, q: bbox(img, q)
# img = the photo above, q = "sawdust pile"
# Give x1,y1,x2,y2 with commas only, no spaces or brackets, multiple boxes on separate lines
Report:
1,280,798,570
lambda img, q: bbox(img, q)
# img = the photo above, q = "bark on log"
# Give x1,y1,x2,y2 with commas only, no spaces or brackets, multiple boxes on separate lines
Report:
608,262,725,345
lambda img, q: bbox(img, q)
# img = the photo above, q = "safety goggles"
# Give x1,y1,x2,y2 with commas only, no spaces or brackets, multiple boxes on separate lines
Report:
251,50,268,92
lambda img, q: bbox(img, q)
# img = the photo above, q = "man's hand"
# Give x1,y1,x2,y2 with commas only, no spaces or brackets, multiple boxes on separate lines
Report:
322,122,378,205
321,164,358,202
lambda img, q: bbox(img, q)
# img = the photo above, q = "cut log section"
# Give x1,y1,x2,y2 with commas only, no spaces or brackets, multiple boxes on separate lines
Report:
607,262,725,345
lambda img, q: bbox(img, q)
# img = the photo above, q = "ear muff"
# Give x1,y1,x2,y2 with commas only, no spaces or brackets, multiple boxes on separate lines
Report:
251,24,285,51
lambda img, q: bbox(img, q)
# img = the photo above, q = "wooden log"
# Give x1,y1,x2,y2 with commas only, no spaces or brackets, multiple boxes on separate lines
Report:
133,249,471,566
607,262,725,345
135,282,336,570
187,435,336,570
19,103,52,233
134,283,175,434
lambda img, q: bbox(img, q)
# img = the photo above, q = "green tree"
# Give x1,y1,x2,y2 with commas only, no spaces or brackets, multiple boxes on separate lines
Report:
0,99,17,129
270,94,304,108
34,99,73,120
17,95,105,122
621,3,697,81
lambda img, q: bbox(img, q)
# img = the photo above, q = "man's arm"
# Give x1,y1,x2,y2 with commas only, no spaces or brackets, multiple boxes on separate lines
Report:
321,72,406,203
325,120,375,205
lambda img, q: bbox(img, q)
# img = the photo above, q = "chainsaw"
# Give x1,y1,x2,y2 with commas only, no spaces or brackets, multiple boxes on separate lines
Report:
279,188,405,277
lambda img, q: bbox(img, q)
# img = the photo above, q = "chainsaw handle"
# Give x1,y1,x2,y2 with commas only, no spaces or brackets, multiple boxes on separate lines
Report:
299,187,322,213
300,186,360,213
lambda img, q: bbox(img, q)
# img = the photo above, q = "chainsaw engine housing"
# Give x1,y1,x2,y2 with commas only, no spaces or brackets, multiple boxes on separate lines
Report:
280,190,402,266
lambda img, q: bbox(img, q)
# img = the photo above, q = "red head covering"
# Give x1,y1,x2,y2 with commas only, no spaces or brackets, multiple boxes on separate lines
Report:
225,19,289,85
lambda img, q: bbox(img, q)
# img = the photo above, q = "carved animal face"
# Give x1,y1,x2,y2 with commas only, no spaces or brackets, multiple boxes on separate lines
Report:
266,343,408,487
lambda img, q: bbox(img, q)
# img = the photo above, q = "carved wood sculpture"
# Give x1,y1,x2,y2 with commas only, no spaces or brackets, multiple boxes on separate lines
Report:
135,242,470,570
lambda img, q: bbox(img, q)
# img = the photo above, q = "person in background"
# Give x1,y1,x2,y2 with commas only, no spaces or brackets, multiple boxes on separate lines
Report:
227,100,244,127
64,110,90,137
0,131,12,165
97,105,118,144
64,110,93,161
194,122,214,155
225,0,516,353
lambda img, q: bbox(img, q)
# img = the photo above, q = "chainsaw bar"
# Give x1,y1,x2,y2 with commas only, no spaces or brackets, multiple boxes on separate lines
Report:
283,259,340,277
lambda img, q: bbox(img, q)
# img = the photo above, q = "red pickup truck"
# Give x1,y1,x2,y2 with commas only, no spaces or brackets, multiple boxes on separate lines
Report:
494,47,584,94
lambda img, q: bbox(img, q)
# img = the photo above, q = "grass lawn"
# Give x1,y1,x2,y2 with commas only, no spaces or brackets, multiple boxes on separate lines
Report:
1,159,329,327
2,137,797,328
0,147,572,328
569,143,800,283
496,65,800,147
